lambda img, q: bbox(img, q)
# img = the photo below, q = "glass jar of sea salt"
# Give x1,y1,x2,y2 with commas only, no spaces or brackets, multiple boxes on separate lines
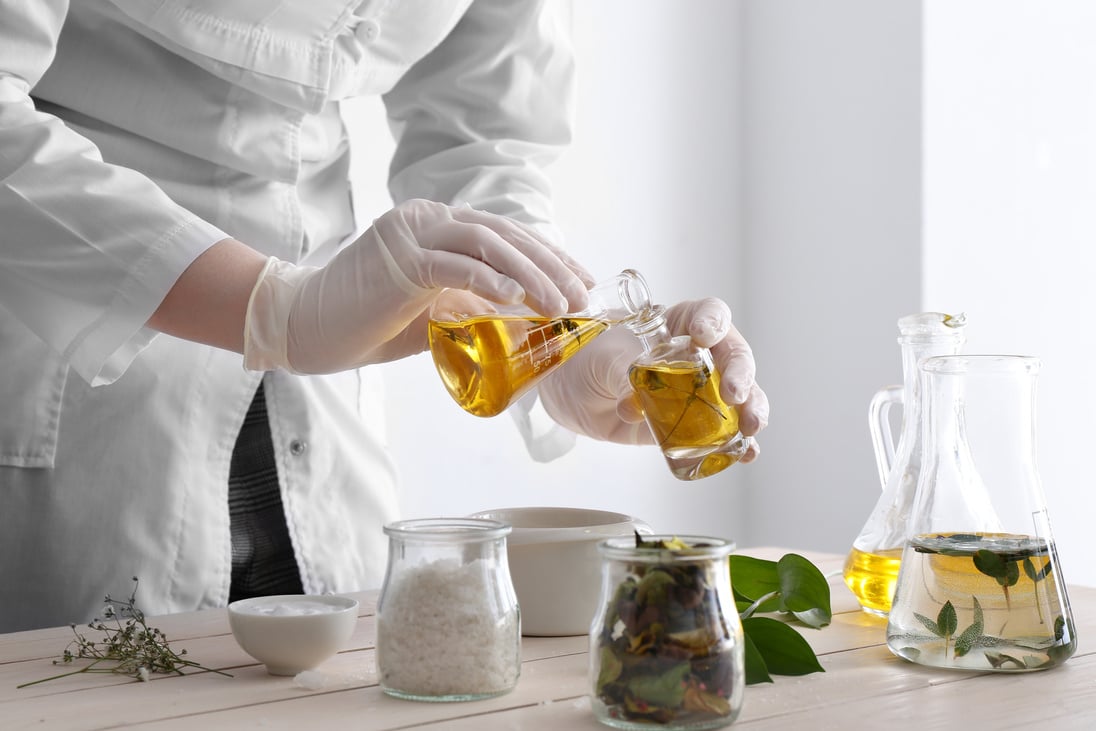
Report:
376,517,521,701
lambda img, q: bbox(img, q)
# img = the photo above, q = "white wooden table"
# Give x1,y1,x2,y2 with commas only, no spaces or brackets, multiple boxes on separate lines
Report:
2,548,1093,730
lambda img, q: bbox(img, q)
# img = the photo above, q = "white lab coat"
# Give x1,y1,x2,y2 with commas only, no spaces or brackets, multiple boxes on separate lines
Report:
0,0,574,632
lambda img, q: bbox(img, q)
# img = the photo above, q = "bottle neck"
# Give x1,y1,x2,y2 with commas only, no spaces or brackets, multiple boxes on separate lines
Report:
625,304,670,353
583,269,654,324
897,330,966,442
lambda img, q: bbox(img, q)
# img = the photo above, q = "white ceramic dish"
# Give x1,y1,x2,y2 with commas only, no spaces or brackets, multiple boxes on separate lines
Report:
469,507,651,637
228,594,358,676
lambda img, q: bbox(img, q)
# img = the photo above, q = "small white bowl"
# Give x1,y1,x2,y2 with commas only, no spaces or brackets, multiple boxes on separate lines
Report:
228,595,359,676
469,507,651,637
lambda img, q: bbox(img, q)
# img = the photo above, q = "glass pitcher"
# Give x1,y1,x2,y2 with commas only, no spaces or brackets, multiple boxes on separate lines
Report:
843,312,966,616
428,270,652,417
886,355,1077,671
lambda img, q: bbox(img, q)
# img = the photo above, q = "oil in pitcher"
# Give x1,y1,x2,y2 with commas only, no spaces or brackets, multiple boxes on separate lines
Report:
428,270,652,417
843,312,966,616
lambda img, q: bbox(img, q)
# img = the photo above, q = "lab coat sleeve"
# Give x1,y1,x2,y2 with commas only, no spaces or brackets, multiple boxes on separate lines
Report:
0,0,229,386
381,0,574,234
381,0,577,460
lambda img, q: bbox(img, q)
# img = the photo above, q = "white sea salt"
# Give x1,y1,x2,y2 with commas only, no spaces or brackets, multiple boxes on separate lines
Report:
376,557,520,698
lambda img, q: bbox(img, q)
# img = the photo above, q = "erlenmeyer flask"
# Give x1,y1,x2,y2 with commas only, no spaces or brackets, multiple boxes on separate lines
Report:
843,312,966,616
886,355,1077,671
428,270,651,417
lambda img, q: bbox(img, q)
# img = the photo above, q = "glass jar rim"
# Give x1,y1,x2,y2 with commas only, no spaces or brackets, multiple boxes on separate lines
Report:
597,534,736,562
383,517,512,542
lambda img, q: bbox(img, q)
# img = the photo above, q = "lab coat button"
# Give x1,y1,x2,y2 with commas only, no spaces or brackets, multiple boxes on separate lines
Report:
357,20,381,43
289,439,307,456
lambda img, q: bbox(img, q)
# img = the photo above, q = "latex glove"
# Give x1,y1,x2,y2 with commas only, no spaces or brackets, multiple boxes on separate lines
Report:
537,297,768,462
244,199,592,373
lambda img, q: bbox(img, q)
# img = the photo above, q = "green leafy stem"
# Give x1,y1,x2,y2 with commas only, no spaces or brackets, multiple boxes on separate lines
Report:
911,596,1068,670
972,548,1053,624
729,553,832,684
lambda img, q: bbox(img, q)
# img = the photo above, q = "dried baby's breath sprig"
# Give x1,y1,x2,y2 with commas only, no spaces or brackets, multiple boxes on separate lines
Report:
17,577,231,689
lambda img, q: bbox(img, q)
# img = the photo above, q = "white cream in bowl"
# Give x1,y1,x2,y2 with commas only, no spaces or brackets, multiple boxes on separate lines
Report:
228,594,358,675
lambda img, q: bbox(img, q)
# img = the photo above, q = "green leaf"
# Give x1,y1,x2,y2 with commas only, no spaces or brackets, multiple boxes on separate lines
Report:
973,549,1006,578
776,554,832,628
913,612,941,636
741,616,825,676
953,597,984,657
729,555,781,613
984,651,1026,670
1023,557,1053,583
596,646,623,692
635,570,676,606
937,600,958,637
973,549,1020,588
626,662,690,708
742,630,773,685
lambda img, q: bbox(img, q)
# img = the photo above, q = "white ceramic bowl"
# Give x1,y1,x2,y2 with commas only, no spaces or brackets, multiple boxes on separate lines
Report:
469,507,651,637
228,594,359,676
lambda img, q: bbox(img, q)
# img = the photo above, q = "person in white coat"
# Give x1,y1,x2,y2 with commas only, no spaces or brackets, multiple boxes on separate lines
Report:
0,0,769,632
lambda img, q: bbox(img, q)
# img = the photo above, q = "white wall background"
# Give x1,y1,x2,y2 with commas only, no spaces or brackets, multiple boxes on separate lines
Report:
921,0,1096,587
349,0,1096,586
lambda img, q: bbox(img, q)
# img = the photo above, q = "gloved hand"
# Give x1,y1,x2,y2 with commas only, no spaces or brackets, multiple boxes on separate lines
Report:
537,297,768,462
244,199,593,373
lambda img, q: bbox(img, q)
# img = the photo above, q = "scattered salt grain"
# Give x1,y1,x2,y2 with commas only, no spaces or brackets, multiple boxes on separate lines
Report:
293,669,373,691
293,670,332,691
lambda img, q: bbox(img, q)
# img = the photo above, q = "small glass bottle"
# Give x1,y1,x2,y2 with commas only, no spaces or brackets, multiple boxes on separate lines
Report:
626,306,749,481
843,312,966,615
886,355,1077,672
375,518,521,701
429,270,652,417
589,534,744,730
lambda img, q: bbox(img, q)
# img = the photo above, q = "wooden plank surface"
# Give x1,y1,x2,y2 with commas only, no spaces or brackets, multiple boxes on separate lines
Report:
2,550,1091,730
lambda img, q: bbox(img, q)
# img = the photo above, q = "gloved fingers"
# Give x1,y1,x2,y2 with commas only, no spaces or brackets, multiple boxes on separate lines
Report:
413,222,579,316
738,436,761,464
450,207,592,311
734,382,770,437
664,295,765,431
664,297,733,348
707,324,758,407
615,391,646,424
452,206,596,286
605,419,655,445
417,248,534,307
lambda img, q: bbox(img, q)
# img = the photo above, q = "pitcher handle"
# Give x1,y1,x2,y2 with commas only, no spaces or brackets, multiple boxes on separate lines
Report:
869,385,903,491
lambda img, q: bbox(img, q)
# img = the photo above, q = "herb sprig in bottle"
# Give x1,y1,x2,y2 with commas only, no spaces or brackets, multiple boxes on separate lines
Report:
626,304,749,480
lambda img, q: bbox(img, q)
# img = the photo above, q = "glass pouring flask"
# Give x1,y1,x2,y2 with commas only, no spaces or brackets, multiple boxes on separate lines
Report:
843,312,967,616
428,270,653,417
885,355,1077,671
